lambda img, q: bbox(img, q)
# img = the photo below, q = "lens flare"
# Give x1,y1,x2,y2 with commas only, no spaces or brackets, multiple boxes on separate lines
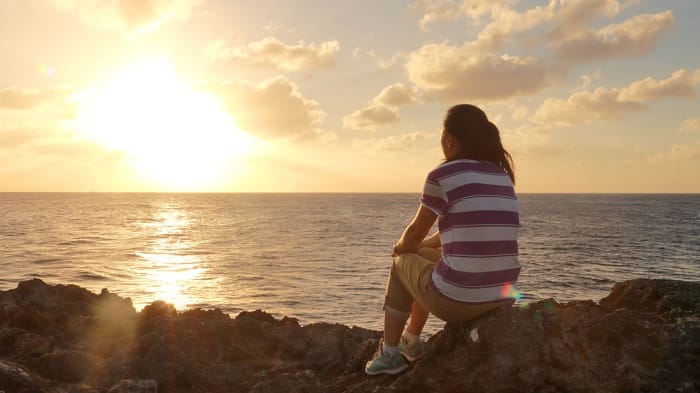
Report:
501,283,523,301
38,65,55,77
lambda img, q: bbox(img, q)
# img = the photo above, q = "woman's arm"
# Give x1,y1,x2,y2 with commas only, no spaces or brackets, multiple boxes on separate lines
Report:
394,205,438,255
419,231,441,249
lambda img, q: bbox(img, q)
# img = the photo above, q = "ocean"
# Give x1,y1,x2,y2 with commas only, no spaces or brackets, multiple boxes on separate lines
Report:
1,193,698,333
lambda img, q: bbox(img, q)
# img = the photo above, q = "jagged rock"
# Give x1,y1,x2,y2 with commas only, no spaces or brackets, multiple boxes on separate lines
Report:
600,278,700,319
106,379,158,393
0,278,697,393
0,360,47,393
249,369,322,393
29,350,97,383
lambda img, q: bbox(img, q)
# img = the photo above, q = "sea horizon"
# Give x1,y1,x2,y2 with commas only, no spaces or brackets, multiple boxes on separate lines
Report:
3,191,700,195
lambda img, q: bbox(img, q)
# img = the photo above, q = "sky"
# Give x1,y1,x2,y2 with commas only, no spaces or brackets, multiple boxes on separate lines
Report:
1,0,699,193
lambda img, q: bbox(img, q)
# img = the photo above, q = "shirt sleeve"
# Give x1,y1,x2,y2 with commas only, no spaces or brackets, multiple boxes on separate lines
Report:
420,171,449,216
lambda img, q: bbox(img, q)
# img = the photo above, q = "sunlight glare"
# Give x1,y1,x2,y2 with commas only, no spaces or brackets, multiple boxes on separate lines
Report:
135,202,203,311
72,58,257,190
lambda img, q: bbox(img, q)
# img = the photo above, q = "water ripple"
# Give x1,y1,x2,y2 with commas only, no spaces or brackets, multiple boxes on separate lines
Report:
1,193,698,334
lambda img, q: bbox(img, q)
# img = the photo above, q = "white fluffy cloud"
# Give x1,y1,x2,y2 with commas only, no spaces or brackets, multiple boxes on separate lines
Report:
208,37,340,72
412,0,515,31
204,76,325,140
618,69,696,101
343,83,416,131
406,43,552,101
533,69,697,126
533,90,645,126
551,11,674,63
406,1,675,102
374,83,417,107
51,0,201,36
412,0,658,54
343,105,399,131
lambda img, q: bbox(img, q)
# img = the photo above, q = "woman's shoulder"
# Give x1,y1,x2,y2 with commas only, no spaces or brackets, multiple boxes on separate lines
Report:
428,159,498,180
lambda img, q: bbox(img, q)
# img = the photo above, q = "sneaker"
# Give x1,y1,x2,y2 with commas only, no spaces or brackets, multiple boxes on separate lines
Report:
364,345,409,375
398,336,426,362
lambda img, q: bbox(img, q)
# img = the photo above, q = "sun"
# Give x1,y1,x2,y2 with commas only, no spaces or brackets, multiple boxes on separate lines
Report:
71,58,257,190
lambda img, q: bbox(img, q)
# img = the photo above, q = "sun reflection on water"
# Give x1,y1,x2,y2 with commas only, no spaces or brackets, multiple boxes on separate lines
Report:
135,203,205,310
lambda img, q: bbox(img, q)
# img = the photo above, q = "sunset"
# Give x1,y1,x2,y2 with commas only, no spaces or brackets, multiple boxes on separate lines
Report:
1,0,698,192
71,57,258,189
0,1,698,392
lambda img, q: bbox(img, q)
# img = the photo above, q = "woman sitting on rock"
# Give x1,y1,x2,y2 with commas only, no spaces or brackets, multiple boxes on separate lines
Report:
365,104,521,375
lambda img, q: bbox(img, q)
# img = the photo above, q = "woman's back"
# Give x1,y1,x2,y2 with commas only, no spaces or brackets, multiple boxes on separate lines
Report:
421,159,520,304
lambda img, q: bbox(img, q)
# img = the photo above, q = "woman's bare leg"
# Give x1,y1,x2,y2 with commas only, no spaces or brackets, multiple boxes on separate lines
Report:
383,312,406,346
406,301,428,335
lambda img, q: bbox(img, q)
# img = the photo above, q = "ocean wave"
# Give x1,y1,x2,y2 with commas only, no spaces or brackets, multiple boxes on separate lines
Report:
31,258,63,265
76,272,110,281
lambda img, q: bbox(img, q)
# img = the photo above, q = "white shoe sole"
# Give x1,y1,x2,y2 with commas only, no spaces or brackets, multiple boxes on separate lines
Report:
364,363,409,376
400,352,424,362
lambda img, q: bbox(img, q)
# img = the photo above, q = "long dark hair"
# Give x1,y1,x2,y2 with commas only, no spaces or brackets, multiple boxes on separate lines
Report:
443,104,515,184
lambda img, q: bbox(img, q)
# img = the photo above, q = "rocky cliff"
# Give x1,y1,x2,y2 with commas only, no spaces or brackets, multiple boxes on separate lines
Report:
0,278,697,393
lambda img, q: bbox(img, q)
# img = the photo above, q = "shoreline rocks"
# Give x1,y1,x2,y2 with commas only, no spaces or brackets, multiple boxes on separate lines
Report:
0,278,698,393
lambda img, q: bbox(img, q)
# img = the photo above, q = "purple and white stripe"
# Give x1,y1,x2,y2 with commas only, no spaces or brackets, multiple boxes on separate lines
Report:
420,159,520,304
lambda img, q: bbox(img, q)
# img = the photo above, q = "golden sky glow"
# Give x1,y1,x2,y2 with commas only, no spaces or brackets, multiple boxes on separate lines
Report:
70,58,258,190
1,0,699,192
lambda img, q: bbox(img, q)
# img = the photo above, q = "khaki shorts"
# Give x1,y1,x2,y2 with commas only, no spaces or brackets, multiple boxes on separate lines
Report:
384,252,510,323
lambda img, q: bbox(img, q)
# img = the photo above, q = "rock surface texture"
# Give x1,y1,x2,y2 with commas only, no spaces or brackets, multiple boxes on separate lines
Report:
0,278,697,393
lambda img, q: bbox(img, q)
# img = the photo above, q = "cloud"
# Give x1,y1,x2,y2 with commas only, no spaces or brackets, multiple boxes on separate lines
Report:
405,42,552,101
0,87,65,110
548,0,625,38
31,138,125,160
0,126,119,165
533,90,645,126
343,83,417,130
411,1,667,58
374,83,417,107
51,0,202,37
667,144,700,160
406,2,674,103
652,143,700,162
376,52,408,70
343,105,399,131
204,76,325,140
352,132,428,153
510,106,529,121
411,0,461,29
350,48,406,70
618,69,696,101
533,69,697,126
680,118,700,132
411,0,514,31
551,11,674,63
411,0,558,51
207,37,340,72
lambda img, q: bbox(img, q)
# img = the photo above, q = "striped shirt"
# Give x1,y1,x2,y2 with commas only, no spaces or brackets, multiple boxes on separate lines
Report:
420,159,520,304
